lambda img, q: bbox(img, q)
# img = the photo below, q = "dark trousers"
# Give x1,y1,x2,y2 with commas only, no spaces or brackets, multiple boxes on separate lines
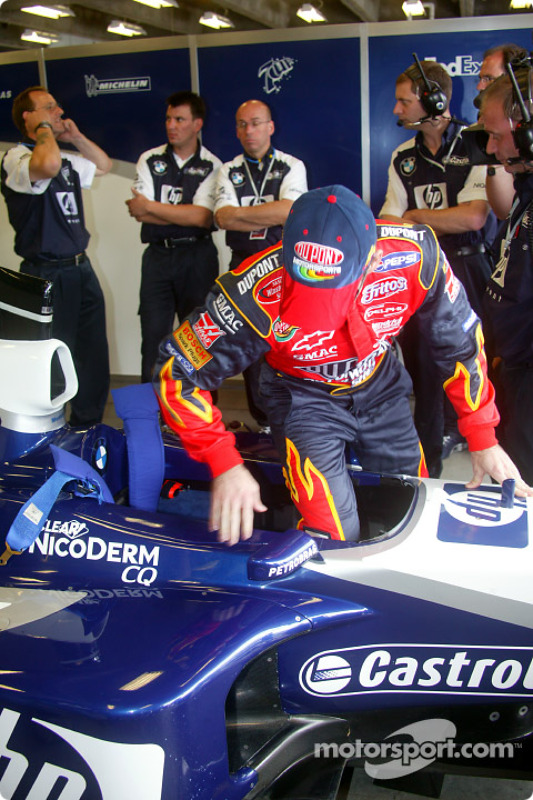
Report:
260,356,425,541
398,315,443,477
492,362,533,485
400,251,492,477
140,239,219,383
21,256,110,427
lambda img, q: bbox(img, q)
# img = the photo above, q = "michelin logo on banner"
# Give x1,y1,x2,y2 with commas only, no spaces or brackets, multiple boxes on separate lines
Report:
85,74,151,97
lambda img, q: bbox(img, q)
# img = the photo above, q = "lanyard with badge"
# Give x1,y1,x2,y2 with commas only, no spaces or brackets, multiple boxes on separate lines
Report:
492,196,525,288
243,152,275,241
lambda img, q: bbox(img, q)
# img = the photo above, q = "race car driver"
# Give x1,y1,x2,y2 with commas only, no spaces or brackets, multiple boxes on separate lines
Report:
154,185,531,545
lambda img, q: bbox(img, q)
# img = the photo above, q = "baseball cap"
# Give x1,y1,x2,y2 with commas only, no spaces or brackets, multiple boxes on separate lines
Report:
279,185,377,332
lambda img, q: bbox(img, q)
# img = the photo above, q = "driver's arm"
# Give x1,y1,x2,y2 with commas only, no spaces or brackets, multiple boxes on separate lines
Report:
154,283,271,542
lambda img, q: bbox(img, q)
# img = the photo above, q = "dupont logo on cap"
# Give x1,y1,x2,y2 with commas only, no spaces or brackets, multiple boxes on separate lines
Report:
295,241,344,266
284,185,376,290
293,241,344,281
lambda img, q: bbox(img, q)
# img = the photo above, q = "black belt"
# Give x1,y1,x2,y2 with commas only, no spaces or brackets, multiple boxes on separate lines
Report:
452,243,486,258
155,236,208,248
33,252,86,267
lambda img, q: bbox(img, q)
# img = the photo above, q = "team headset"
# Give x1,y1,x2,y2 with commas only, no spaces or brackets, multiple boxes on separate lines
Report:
506,55,533,164
398,52,449,126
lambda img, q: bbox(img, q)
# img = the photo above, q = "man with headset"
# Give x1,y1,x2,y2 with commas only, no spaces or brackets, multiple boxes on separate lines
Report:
379,59,493,477
475,43,528,220
480,57,533,484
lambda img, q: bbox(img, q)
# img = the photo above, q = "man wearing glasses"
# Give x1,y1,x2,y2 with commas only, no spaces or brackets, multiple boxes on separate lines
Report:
214,99,307,270
475,43,528,220
1,85,112,426
214,99,307,427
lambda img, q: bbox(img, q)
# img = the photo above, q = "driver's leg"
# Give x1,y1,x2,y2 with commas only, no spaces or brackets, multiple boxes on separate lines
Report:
260,367,360,541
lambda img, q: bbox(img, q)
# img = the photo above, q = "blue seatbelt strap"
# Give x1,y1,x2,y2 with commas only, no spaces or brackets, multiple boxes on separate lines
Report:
1,444,113,566
112,383,165,512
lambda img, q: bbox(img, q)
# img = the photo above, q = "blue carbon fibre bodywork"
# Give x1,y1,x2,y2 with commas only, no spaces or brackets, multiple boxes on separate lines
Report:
1,412,532,799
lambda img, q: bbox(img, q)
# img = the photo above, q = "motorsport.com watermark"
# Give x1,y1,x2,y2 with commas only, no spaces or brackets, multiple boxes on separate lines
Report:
314,719,518,780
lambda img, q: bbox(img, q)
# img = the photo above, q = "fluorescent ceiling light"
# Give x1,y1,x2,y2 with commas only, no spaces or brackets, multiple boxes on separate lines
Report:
21,28,59,44
132,0,178,7
107,19,146,36
297,3,327,23
509,0,533,7
21,4,75,18
402,0,425,16
199,11,234,29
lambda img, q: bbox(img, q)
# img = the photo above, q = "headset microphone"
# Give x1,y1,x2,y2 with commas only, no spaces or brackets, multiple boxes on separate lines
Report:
506,56,533,161
396,117,431,128
409,52,449,118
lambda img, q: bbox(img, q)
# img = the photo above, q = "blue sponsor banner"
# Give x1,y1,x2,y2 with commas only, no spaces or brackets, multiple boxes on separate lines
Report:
199,37,362,192
45,48,191,163
0,61,41,142
369,28,532,216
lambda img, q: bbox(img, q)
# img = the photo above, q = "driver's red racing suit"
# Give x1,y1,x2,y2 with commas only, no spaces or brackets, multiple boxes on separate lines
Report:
154,220,499,541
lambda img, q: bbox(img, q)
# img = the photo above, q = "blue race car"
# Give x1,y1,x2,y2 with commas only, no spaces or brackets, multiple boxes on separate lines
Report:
0,267,532,800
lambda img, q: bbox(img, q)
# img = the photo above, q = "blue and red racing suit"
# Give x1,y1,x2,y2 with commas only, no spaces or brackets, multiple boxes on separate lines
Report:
154,220,498,541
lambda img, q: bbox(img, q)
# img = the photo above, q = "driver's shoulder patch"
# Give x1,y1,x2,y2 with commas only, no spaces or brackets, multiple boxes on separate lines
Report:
216,245,283,338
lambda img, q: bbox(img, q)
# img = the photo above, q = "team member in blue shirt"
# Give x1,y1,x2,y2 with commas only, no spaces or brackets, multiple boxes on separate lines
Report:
1,85,112,426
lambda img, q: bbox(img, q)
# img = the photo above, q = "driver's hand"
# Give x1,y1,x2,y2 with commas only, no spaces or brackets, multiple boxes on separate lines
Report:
466,444,533,497
209,464,267,546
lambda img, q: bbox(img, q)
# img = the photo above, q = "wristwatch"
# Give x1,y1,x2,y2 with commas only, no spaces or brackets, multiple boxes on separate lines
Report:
35,121,53,132
487,166,497,176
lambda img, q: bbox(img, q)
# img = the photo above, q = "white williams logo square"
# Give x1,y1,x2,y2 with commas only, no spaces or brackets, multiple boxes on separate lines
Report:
56,192,79,216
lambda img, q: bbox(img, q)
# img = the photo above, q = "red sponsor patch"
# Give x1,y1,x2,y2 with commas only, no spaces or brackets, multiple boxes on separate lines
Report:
193,311,225,349
257,273,283,304
444,263,460,304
